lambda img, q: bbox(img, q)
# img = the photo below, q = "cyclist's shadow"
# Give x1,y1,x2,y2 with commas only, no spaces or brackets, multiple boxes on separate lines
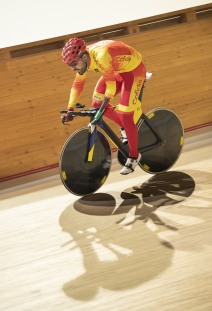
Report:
59,171,195,301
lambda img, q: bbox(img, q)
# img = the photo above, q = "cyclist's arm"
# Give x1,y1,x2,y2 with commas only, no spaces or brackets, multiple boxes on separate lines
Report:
68,71,88,108
94,52,116,120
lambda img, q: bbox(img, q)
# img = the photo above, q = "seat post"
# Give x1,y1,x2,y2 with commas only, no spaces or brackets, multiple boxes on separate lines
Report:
138,84,145,102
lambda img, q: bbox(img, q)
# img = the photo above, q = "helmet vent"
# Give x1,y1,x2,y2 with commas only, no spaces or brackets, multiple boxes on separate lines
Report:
61,38,86,64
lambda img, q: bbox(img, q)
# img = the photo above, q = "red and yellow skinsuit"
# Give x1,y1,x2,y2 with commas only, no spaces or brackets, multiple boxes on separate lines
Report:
68,40,146,158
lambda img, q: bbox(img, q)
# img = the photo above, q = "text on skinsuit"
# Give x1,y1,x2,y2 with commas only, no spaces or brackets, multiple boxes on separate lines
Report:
94,58,104,71
94,95,102,100
132,80,143,105
105,92,114,99
116,55,131,62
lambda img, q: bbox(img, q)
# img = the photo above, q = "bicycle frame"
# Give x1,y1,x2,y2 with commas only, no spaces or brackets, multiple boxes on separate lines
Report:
59,78,184,195
91,113,164,160
61,83,164,163
86,84,164,161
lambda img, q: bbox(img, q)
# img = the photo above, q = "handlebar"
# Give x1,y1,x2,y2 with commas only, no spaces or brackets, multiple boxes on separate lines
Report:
60,108,99,117
60,106,100,125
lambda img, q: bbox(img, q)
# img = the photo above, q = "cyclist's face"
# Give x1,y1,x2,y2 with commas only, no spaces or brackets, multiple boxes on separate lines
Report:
70,55,88,75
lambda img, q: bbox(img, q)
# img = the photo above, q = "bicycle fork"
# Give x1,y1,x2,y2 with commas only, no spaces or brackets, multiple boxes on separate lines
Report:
85,119,129,163
84,124,98,163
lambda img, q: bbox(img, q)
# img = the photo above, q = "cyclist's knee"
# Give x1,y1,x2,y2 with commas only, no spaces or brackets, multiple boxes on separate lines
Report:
92,98,103,108
92,91,105,107
92,98,115,110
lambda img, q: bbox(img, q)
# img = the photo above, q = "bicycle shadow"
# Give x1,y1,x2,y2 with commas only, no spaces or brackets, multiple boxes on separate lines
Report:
116,170,195,228
59,171,195,301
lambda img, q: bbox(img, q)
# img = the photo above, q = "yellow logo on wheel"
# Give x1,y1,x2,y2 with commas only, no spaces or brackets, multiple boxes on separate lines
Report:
148,113,154,119
143,164,150,170
62,171,67,180
101,175,107,184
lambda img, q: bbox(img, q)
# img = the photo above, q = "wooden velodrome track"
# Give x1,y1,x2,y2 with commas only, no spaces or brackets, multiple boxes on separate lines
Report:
0,125,212,311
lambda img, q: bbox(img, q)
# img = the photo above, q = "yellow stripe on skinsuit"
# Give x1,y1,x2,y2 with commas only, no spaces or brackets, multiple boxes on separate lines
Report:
133,103,143,124
116,76,144,123
129,76,144,123
93,91,105,101
129,76,145,109
117,100,143,124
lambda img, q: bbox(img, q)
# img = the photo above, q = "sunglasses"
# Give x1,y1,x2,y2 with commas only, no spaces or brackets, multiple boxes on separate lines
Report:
68,57,81,67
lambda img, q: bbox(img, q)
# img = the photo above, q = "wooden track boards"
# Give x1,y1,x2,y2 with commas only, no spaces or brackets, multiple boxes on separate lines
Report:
0,129,212,310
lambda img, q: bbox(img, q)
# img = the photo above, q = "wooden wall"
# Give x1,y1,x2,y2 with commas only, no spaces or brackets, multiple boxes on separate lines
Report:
0,5,212,179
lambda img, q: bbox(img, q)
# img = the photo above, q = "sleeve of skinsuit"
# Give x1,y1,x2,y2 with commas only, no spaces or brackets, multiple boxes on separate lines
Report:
96,50,116,100
68,71,88,108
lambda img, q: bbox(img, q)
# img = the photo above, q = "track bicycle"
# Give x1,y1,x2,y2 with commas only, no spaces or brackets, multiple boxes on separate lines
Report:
59,81,184,196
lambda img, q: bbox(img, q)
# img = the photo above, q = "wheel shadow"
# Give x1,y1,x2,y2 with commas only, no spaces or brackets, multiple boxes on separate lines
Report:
59,171,195,301
116,170,195,228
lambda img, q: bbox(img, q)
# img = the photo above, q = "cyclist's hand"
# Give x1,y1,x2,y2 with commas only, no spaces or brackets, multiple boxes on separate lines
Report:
62,107,74,123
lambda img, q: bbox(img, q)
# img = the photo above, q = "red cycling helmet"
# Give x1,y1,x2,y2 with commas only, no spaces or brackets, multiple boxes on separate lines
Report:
61,38,86,65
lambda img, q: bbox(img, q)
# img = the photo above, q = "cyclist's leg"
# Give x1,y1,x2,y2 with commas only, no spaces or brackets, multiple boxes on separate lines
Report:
119,111,138,158
118,61,146,159
92,75,123,127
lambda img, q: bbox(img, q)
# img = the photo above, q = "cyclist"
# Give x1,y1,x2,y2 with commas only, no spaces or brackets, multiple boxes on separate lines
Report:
61,38,146,175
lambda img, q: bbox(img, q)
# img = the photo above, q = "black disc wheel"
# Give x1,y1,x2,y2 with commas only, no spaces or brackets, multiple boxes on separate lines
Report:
59,127,111,196
138,108,184,174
